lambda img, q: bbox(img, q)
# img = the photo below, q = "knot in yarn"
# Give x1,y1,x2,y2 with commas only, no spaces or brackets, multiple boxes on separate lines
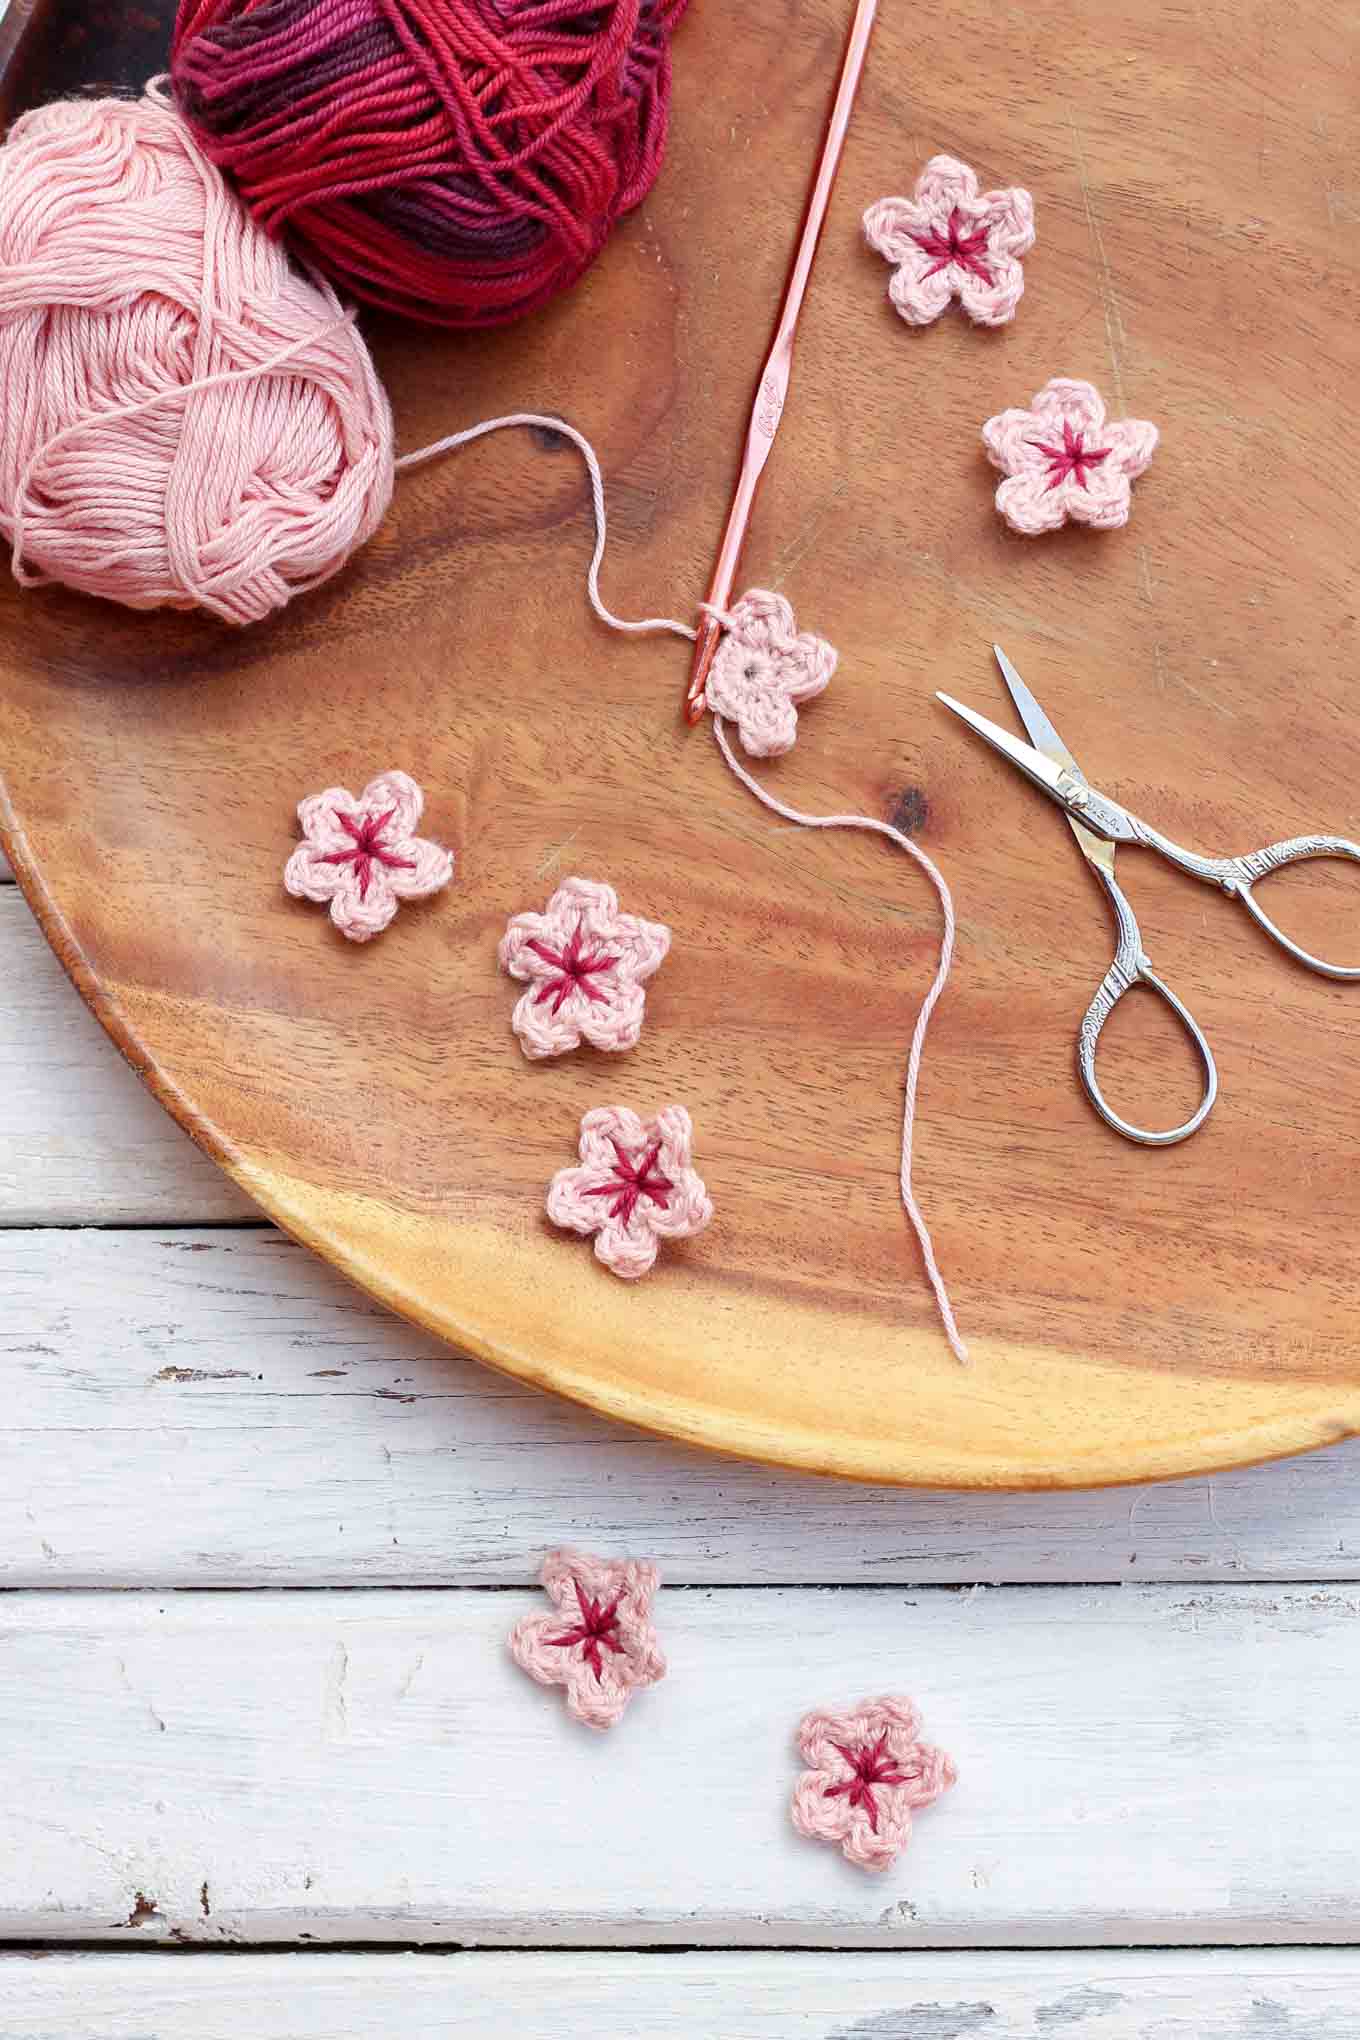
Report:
0,89,395,625
171,0,689,329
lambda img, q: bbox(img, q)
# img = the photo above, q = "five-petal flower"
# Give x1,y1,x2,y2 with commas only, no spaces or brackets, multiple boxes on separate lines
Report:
703,589,836,758
547,1104,713,1279
499,877,671,1059
791,1694,956,1873
864,156,1035,327
508,1547,666,1730
284,769,452,942
983,377,1158,534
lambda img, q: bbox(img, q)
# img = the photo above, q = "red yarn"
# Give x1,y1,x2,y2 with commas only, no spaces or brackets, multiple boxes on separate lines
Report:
170,0,688,329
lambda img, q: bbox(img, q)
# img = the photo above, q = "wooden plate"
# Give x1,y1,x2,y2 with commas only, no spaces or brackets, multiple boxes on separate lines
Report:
3,0,1358,1487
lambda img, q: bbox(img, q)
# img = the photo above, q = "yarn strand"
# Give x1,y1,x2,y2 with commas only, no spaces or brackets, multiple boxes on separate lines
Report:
710,719,967,1364
404,412,965,1360
397,413,698,639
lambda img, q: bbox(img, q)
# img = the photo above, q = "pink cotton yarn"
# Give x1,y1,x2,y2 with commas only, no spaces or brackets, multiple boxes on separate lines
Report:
0,88,395,625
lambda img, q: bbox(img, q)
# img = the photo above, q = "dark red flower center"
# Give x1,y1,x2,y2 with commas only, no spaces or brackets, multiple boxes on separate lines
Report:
584,1137,674,1227
319,806,415,902
547,1578,627,1682
823,1730,914,1834
911,206,995,284
1027,417,1112,491
527,921,620,1016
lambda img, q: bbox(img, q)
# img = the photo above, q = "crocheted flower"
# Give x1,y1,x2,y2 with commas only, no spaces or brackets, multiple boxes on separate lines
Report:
791,1695,956,1874
508,1547,666,1731
547,1104,713,1280
983,377,1159,535
703,589,836,758
498,876,670,1059
864,156,1035,327
284,770,453,942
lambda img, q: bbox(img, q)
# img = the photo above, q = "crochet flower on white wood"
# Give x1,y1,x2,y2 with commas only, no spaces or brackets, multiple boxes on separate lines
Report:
864,156,1035,327
983,377,1159,534
508,1547,666,1731
547,1104,713,1280
284,770,453,942
791,1694,957,1874
498,877,670,1059
703,589,837,757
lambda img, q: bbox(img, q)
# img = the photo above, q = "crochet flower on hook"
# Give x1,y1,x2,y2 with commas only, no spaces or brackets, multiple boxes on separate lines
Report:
864,156,1035,328
508,1548,666,1731
499,877,671,1059
791,1695,956,1873
283,770,453,942
703,589,837,758
983,377,1159,534
547,1104,713,1280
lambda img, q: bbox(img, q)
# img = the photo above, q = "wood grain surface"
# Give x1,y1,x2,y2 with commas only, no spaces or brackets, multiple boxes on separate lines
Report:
1,0,1358,1485
7,1952,1360,2038
1,1585,1356,1946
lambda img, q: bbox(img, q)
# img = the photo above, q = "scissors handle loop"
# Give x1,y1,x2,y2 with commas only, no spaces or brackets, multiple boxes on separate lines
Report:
1134,823,1360,982
1077,866,1219,1147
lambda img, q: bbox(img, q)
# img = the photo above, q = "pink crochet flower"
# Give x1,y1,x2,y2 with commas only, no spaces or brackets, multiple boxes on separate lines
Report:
498,876,671,1059
703,589,836,758
791,1695,956,1874
509,1547,666,1730
983,377,1159,534
547,1104,713,1280
864,156,1035,327
284,769,453,942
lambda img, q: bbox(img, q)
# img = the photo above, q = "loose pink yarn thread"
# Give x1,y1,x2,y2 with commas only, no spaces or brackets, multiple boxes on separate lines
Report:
0,87,394,625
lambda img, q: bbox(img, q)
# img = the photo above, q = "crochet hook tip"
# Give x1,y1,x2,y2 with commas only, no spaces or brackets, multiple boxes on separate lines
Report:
684,615,721,724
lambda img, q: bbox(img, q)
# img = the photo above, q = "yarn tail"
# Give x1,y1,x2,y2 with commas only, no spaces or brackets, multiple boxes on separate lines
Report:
398,410,966,1363
711,719,968,1366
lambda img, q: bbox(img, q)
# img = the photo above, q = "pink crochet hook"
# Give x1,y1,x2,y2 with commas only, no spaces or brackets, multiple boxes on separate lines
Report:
683,0,879,724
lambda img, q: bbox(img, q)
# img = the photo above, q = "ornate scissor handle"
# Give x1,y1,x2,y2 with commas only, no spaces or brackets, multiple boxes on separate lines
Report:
1076,865,1219,1147
1133,825,1360,982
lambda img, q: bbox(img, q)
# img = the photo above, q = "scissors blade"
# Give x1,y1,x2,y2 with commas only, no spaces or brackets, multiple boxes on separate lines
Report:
935,692,1075,803
990,647,1117,876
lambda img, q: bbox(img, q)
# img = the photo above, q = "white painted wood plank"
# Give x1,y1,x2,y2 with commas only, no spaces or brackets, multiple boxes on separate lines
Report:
0,890,252,1223
0,1585,1355,1945
2,1950,1356,2037
5,1225,1360,1588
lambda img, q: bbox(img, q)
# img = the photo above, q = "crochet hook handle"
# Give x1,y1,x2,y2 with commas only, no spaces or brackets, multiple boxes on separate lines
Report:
683,0,879,723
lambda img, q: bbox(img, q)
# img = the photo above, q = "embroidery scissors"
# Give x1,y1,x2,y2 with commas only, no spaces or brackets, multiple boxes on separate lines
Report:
683,0,879,722
938,649,1360,1146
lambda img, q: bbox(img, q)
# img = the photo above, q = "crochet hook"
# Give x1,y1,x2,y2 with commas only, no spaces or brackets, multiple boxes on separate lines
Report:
682,0,879,724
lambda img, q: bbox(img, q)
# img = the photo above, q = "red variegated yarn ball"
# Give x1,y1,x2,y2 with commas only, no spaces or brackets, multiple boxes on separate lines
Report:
170,0,688,329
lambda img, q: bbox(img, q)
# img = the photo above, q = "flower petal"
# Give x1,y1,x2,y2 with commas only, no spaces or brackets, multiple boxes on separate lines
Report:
329,864,398,942
1107,416,1160,479
545,1161,611,1233
979,183,1036,256
914,154,981,214
886,257,958,328
862,194,932,266
511,986,583,1059
283,842,348,903
384,837,454,899
296,787,359,852
1030,376,1108,437
358,769,423,839
578,1105,646,1169
576,979,647,1054
592,1213,661,1279
956,250,1027,327
980,406,1042,473
645,1165,714,1242
995,470,1072,535
1064,464,1136,529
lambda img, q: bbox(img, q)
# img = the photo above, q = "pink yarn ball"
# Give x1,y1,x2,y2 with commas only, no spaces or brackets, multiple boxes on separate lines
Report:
0,87,396,625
